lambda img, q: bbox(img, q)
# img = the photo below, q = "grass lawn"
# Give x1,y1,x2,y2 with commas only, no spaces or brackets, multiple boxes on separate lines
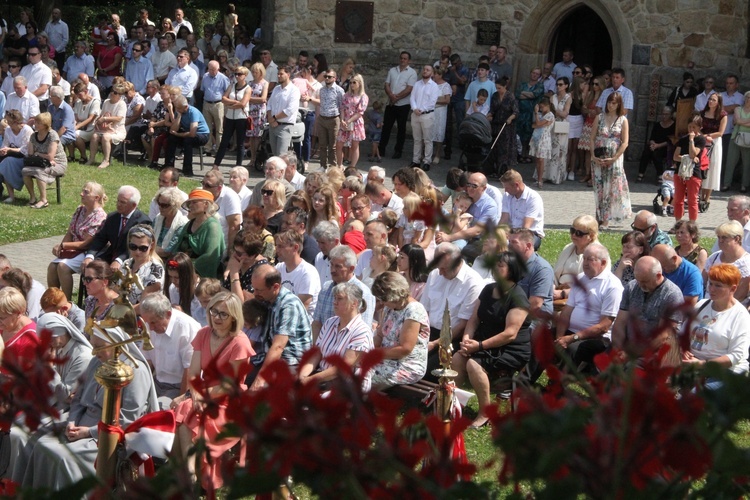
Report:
0,159,201,246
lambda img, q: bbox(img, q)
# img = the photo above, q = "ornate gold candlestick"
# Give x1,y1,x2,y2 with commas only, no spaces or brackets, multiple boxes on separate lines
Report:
85,264,153,487
431,301,458,423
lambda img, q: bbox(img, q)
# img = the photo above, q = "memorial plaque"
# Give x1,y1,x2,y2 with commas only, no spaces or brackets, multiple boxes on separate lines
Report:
632,44,651,66
475,21,501,46
335,1,374,44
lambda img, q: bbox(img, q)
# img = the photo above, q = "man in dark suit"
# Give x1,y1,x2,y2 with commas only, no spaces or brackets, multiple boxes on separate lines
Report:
82,185,152,272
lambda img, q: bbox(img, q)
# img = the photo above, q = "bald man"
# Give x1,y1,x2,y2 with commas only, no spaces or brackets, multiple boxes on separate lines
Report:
611,256,684,357
651,244,703,306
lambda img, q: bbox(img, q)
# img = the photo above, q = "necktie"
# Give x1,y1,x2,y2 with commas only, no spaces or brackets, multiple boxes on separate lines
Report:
119,216,129,237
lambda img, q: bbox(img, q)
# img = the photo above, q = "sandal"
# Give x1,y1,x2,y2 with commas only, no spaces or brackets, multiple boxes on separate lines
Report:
636,174,645,183
31,200,49,209
579,175,591,184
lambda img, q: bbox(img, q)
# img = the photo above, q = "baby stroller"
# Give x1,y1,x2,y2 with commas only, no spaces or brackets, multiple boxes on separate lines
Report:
457,113,494,172
249,112,306,173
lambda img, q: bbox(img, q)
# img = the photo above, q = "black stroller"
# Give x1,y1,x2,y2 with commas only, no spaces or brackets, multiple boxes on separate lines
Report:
457,113,494,172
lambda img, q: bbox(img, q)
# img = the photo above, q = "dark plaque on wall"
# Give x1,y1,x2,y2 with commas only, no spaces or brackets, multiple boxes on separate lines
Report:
335,1,374,44
475,21,501,46
632,44,651,66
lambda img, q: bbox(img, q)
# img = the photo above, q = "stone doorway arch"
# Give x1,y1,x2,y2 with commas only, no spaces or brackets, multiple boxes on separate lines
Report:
515,0,632,82
548,6,613,77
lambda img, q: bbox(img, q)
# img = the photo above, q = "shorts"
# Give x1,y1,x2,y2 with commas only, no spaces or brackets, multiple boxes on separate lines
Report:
659,185,674,199
367,130,381,143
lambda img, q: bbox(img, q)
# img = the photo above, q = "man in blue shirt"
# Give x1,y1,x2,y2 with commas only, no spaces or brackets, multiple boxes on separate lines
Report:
652,244,704,306
62,41,94,80
48,86,76,147
164,95,209,176
200,60,230,155
124,42,154,95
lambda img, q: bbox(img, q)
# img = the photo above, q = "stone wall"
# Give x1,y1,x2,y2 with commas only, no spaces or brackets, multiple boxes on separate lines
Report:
271,0,750,159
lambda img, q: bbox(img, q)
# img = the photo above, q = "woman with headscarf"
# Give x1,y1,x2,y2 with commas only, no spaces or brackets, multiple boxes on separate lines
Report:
17,324,158,490
37,313,93,412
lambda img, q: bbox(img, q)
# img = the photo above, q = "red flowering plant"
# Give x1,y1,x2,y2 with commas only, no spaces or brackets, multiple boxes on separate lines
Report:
485,309,750,499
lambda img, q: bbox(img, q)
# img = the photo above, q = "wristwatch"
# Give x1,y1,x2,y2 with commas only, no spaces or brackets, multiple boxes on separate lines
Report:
573,334,580,341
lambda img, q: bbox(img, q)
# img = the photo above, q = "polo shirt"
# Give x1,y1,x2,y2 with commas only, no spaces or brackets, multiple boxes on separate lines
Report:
420,262,484,330
63,53,95,78
301,233,320,265
517,252,554,316
143,309,199,385
385,65,418,106
664,259,703,300
501,185,545,237
179,105,209,134
567,269,623,340
620,278,684,334
597,85,634,111
201,72,231,102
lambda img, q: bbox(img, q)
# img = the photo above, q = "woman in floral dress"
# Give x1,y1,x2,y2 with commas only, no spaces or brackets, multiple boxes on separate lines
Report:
335,74,369,169
369,272,429,390
245,62,269,169
590,92,632,230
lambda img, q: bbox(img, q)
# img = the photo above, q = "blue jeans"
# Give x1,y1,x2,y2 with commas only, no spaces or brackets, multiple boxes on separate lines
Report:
295,110,316,162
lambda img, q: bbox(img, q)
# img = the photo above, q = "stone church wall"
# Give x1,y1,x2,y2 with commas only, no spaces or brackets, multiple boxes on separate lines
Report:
271,0,750,160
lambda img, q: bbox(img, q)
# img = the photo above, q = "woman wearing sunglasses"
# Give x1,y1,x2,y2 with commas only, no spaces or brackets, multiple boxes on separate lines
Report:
552,215,608,305
171,290,253,492
260,179,286,235
123,224,164,305
152,186,189,258
82,260,119,321
212,65,252,169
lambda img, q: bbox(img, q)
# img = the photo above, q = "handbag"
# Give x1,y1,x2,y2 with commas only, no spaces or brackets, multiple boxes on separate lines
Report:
734,131,750,148
23,155,51,169
677,154,694,181
58,248,82,259
553,120,570,134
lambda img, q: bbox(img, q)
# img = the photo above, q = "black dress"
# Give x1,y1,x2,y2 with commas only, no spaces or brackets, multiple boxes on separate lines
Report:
471,282,531,374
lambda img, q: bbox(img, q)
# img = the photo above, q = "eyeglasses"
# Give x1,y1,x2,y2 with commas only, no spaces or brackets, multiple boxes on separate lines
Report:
573,71,583,75
201,182,217,189
208,308,229,320
324,75,335,79
569,227,589,238
128,243,151,252
177,55,186,59
351,205,366,211
234,72,244,76
157,201,171,208
8,65,19,68
261,189,274,196
28,52,40,56
82,276,101,284
133,48,143,52
465,183,480,189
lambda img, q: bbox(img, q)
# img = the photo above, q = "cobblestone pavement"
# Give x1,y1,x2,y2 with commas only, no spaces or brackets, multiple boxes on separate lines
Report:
1,137,730,286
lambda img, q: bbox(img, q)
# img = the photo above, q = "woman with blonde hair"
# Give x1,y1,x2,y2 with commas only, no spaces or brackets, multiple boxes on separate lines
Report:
245,62,269,168
552,215,607,300
309,185,342,232
335,74,368,169
261,179,286,234
213,65,252,169
88,82,127,169
47,182,108,300
22,112,67,208
703,220,750,302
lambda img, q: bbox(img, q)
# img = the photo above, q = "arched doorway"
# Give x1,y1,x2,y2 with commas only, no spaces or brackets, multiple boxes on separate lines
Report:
548,6,613,76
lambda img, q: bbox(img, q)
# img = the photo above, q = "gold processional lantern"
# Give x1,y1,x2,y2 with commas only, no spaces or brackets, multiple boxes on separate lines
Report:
431,300,458,423
84,263,154,487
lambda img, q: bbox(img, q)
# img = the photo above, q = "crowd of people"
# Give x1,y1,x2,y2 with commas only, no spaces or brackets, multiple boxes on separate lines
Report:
0,5,749,494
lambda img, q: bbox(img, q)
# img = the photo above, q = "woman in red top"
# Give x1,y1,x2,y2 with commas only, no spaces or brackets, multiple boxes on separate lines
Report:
96,32,124,92
0,287,39,363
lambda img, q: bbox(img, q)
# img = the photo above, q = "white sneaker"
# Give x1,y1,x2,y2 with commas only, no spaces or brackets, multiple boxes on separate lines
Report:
567,171,575,181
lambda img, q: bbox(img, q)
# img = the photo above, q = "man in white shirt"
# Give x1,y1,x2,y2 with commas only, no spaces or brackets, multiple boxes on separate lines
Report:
364,182,404,219
172,8,193,33
62,41,94,80
6,77,40,124
166,49,198,101
354,220,389,280
260,49,278,90
234,31,254,64
409,65,440,171
140,294,199,402
76,72,101,101
1,58,23,97
266,65,300,156
499,169,545,249
201,170,242,252
282,152,305,190
44,8,69,69
152,37,177,84
694,76,717,112
312,221,340,285
420,242,485,380
134,9,156,27
50,68,70,99
596,68,634,114
275,230,321,320
19,47,53,110
554,243,623,372
381,51,418,159
721,74,744,177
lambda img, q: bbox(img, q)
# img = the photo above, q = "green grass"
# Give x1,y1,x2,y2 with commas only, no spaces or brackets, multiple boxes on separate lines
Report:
0,158,201,246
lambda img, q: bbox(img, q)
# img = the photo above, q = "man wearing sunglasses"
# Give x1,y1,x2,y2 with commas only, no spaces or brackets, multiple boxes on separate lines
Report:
631,210,672,250
20,46,53,112
499,169,545,250
124,42,154,96
0,57,23,97
165,49,198,102
82,185,151,273
266,65,300,156
316,68,345,169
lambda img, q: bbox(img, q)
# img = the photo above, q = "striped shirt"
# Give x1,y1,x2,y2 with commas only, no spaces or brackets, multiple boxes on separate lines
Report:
256,287,312,367
317,314,373,390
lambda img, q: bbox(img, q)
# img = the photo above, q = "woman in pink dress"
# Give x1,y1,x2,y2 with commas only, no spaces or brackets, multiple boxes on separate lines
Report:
171,291,254,490
335,74,369,169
